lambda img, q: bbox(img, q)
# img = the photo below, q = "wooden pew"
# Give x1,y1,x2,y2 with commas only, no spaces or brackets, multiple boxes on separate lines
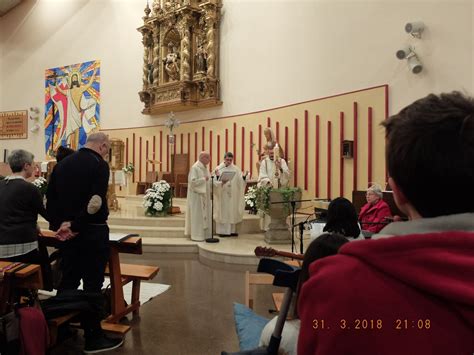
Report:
39,230,158,325
104,263,159,320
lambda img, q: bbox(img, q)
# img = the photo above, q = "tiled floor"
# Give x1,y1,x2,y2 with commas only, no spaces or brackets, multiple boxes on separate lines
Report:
51,253,280,355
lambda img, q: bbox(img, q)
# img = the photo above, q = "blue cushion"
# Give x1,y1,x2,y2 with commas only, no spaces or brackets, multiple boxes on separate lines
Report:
233,302,270,351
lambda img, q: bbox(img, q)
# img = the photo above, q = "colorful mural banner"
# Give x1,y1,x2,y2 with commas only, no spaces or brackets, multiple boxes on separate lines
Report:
44,60,100,157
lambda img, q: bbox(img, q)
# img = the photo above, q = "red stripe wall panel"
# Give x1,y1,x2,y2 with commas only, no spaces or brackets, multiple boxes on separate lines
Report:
194,132,198,162
294,118,298,188
159,131,163,172
153,135,156,172
126,137,129,166
339,112,344,197
276,121,280,142
267,117,271,127
315,115,320,197
202,126,205,151
217,135,221,165
209,130,213,169
368,107,373,187
187,133,191,166
258,124,262,153
225,129,229,153
284,126,289,163
353,102,358,191
327,121,332,200
146,140,149,175
139,136,142,182
166,135,169,172
304,111,308,190
233,123,237,164
132,133,136,182
241,127,245,172
180,133,184,154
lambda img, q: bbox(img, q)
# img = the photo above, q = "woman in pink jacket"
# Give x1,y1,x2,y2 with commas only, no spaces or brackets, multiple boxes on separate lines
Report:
359,184,392,233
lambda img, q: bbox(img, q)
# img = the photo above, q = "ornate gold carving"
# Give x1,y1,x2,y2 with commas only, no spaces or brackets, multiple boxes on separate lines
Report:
137,0,222,115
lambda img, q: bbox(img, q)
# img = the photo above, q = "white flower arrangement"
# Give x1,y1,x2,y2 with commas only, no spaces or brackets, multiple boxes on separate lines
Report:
143,180,172,216
32,177,48,196
244,185,258,214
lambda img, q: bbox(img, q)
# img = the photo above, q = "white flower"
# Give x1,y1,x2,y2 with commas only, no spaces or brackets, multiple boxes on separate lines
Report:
153,201,163,211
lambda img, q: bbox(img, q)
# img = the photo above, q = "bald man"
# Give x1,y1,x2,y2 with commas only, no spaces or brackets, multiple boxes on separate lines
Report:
185,152,213,241
47,132,111,291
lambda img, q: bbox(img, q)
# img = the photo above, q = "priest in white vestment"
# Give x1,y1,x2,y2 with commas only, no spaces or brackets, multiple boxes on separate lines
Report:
185,152,212,241
213,152,248,236
258,144,290,188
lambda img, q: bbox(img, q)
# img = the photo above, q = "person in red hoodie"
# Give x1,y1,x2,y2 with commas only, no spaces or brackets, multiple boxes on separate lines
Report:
297,91,474,355
358,183,392,233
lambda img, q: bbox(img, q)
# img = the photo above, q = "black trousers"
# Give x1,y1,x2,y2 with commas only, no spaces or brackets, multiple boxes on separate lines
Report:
58,225,110,293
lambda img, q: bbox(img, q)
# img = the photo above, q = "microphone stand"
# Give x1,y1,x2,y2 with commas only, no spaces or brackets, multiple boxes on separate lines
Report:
206,175,219,243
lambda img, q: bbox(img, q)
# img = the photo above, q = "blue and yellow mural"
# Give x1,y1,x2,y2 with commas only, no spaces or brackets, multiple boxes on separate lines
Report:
44,60,100,157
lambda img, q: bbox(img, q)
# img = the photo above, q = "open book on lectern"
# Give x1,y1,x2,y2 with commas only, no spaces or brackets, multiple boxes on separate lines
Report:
219,171,236,183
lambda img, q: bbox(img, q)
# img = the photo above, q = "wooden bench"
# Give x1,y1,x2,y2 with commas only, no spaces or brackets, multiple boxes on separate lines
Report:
244,259,301,310
104,263,159,322
48,312,131,347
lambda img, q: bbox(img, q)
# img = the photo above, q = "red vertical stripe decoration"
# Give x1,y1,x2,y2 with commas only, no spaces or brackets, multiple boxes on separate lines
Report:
132,133,136,182
284,126,289,163
180,133,184,154
241,127,245,171
353,102,358,191
225,129,229,153
139,137,143,182
339,112,345,197
202,126,205,151
233,123,237,164
217,135,221,165
209,130,213,168
327,121,332,200
294,119,298,188
166,135,170,171
304,111,308,190
249,131,254,177
146,140,149,175
194,132,198,162
159,131,163,172
384,85,389,185
276,122,280,143
267,117,271,127
125,137,129,166
368,107,373,187
315,115,320,197
153,135,156,172
258,125,262,153
187,133,191,166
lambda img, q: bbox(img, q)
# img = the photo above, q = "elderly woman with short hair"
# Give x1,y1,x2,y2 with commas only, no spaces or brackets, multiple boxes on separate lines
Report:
0,149,48,264
359,184,392,233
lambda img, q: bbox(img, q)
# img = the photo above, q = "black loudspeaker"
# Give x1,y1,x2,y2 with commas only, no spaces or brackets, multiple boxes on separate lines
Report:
3,149,8,163
342,140,353,159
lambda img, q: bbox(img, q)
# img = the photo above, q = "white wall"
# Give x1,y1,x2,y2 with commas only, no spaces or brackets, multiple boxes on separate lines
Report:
0,0,473,159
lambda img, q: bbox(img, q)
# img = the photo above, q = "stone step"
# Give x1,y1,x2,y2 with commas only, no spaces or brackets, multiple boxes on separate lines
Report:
109,225,186,238
107,216,185,228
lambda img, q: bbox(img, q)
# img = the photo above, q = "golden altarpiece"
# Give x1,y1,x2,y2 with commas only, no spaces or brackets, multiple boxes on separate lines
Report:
138,0,222,114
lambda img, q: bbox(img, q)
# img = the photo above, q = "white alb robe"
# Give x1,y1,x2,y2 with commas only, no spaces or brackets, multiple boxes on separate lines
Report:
258,157,290,188
213,163,246,234
185,161,212,241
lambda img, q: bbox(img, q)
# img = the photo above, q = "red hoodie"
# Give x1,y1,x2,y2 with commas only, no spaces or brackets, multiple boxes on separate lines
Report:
297,231,474,355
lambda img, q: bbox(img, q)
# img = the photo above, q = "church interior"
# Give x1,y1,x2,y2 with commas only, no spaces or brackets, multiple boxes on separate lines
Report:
0,0,473,354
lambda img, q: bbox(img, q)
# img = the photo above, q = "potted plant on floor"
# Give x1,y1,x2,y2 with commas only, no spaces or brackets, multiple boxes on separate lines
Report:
143,180,172,217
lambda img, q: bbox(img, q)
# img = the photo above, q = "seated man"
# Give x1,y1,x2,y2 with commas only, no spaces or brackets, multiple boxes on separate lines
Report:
358,183,392,233
298,92,474,355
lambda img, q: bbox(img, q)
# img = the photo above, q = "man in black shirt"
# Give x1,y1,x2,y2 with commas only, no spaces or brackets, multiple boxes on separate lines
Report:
47,132,111,292
47,133,123,353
